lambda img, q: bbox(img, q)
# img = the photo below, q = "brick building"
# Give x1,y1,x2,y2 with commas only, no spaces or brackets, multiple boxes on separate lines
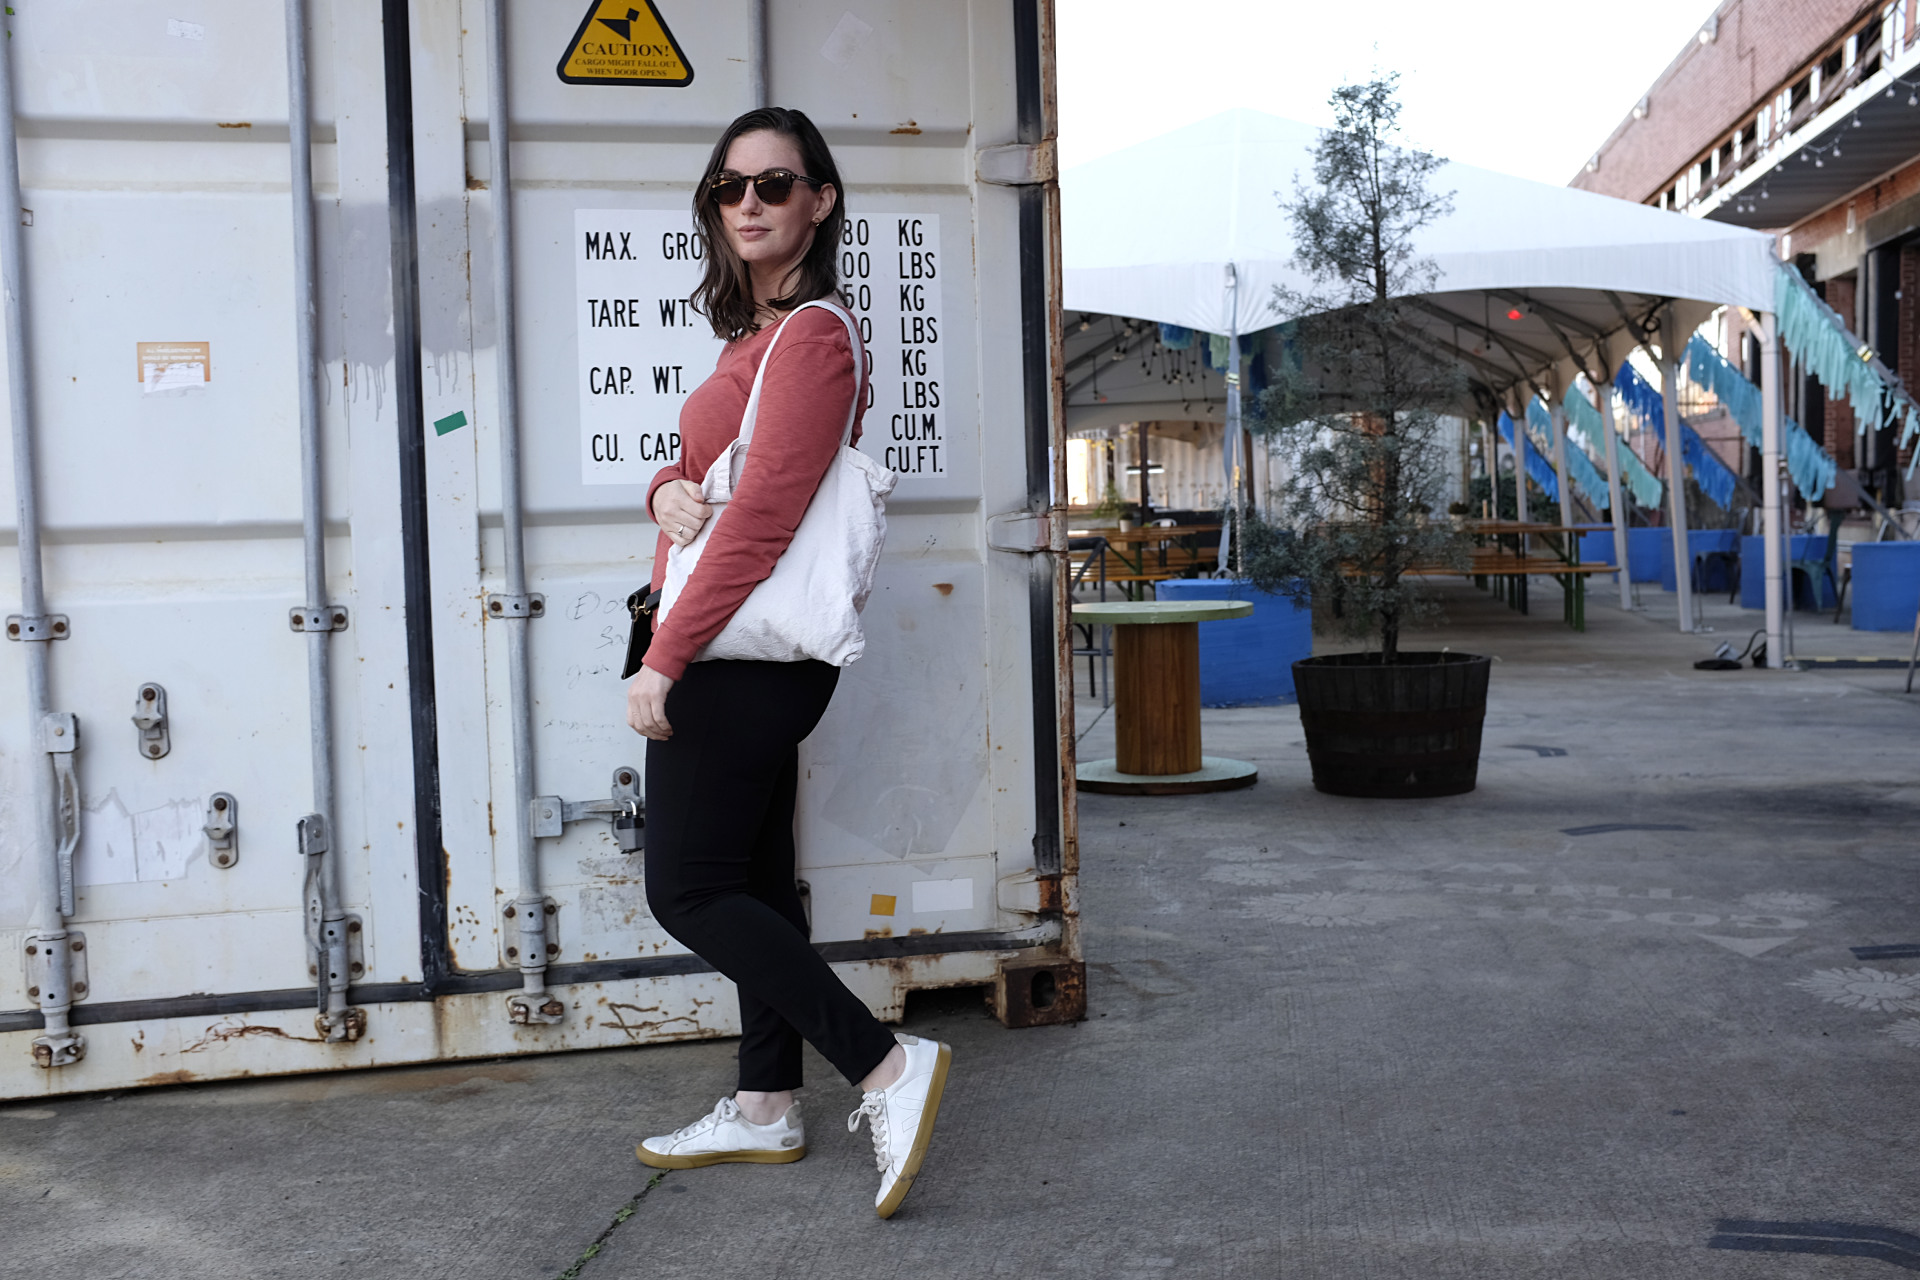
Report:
1574,0,1920,503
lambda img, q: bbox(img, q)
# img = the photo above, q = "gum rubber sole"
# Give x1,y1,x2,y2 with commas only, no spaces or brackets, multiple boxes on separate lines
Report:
876,1041,951,1219
635,1144,807,1170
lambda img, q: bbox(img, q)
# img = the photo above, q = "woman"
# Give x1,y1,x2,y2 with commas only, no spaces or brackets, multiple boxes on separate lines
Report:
625,107,950,1221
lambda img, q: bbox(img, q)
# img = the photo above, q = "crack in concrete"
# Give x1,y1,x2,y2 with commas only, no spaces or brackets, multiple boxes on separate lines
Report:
556,1171,667,1280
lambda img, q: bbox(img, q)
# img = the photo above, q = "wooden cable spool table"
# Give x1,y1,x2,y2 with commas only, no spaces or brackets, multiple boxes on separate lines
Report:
1072,600,1259,795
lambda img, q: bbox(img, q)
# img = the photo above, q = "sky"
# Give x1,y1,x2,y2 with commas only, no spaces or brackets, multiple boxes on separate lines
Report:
1057,0,1722,186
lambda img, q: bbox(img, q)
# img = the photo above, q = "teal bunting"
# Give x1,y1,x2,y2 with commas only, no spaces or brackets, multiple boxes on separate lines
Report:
1683,333,1835,501
1497,410,1562,501
1525,398,1611,510
1560,386,1665,510
1613,363,1739,510
1775,264,1920,475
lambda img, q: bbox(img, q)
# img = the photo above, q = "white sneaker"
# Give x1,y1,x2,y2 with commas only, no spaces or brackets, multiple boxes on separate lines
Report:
847,1033,952,1218
636,1096,807,1169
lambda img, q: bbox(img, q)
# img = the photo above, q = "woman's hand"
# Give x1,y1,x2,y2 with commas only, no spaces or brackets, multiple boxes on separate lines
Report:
627,666,676,740
652,479,712,549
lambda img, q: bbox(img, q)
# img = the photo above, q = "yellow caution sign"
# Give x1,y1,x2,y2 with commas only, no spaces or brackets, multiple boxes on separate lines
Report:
557,1,693,86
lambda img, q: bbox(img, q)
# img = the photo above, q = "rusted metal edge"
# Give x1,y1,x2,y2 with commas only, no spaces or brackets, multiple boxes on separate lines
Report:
0,924,1064,1032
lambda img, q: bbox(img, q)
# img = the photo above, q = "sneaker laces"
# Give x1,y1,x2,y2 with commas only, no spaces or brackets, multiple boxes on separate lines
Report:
669,1097,738,1142
847,1092,891,1174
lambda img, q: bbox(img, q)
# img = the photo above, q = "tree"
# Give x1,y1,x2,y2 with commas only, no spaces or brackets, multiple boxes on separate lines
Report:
1243,76,1468,662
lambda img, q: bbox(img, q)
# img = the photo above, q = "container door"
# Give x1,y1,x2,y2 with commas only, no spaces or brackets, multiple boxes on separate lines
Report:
413,0,1075,1053
0,2,431,1095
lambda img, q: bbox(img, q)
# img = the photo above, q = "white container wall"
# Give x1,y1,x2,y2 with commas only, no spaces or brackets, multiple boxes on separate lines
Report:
0,0,1076,1098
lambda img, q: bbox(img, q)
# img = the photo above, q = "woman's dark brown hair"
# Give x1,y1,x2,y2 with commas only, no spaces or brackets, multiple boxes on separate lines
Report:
691,107,844,343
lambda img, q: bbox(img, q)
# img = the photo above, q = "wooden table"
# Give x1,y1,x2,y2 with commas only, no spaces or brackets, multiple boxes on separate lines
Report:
1067,525,1222,599
1071,600,1258,795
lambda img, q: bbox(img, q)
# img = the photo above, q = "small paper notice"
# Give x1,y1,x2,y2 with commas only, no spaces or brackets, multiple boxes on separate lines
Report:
910,877,974,914
138,341,210,393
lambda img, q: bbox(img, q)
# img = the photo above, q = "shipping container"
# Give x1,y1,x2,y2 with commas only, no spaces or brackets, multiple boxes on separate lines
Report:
0,0,1077,1097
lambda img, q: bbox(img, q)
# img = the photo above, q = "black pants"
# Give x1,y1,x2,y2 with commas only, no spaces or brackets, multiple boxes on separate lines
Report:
645,659,898,1091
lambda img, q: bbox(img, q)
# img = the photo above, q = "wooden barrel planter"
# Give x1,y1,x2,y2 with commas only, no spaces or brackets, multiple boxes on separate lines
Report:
1292,652,1492,798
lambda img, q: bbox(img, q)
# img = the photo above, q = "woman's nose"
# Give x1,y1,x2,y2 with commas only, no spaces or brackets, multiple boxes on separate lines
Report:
738,183,762,214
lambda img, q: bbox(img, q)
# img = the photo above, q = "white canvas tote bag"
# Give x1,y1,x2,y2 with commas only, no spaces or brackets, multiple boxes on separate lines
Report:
656,299,897,666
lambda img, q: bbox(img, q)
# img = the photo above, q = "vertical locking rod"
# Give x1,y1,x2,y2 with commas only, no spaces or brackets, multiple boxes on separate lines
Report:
486,0,560,1025
285,0,357,1040
0,6,83,1067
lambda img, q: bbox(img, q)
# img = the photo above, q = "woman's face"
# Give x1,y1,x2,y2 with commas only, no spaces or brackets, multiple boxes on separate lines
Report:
717,129,835,287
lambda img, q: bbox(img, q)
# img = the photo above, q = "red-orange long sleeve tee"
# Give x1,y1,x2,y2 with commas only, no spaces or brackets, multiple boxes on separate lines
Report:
642,307,866,681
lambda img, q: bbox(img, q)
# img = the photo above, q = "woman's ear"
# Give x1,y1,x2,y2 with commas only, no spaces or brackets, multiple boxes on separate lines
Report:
812,183,838,227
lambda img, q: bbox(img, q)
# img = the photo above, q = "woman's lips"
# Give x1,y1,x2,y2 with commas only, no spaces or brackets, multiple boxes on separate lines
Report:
736,225,770,240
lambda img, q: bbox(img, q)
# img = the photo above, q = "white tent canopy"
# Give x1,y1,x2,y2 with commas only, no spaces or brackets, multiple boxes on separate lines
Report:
1059,108,1798,663
1063,109,1780,339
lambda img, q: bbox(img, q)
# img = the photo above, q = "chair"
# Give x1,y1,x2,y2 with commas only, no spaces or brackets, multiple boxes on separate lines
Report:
1788,535,1839,616
1694,549,1739,602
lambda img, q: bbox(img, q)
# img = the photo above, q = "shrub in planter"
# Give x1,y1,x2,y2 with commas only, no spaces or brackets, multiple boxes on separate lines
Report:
1241,76,1488,798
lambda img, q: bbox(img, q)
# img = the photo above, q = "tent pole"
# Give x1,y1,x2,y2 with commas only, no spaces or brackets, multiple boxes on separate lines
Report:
1598,381,1632,610
1512,394,1529,525
1550,393,1574,533
1660,307,1696,633
1759,309,1785,669
1480,419,1495,515
1221,262,1240,575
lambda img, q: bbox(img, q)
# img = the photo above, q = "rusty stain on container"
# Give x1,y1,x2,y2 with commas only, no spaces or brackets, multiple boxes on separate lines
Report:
215,122,252,129
932,582,954,596
864,927,892,940
992,959,1086,1028
182,1020,326,1054
891,121,921,134
138,1070,197,1087
601,996,716,1042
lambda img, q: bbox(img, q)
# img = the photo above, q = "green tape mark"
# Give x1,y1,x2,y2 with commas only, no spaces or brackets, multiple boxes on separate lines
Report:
433,410,468,436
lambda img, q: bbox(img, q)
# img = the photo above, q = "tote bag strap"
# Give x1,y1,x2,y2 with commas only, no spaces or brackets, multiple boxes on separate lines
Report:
736,298,868,452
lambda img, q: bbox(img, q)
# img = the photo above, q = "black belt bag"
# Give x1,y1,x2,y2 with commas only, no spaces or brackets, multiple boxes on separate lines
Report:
620,588,663,680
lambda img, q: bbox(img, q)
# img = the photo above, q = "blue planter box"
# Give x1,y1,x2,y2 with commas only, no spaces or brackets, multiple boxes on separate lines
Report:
1154,578,1311,706
1577,527,1669,583
1739,535,1832,610
1850,542,1920,631
1657,530,1739,593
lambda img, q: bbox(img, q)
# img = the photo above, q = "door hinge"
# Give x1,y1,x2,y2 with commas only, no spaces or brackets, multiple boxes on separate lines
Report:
976,140,1057,187
987,508,1063,553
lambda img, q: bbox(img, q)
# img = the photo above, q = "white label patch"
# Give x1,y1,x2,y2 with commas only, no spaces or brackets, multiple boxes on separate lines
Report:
574,210,724,487
911,877,973,914
819,11,873,65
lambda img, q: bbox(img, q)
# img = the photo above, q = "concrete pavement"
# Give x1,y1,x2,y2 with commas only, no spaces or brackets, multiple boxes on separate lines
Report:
5,579,1920,1277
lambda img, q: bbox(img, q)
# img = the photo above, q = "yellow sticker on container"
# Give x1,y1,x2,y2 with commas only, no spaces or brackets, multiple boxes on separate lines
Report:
557,1,693,87
869,894,897,917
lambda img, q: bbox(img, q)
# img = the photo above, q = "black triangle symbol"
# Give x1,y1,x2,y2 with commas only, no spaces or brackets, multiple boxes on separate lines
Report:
598,9,640,40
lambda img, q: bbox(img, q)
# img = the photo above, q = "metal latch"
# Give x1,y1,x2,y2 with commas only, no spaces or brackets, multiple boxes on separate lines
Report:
531,766,645,851
6,613,68,641
975,140,1057,187
308,914,365,988
42,712,79,916
23,932,87,1006
204,793,238,868
131,683,169,759
487,592,546,619
987,508,1062,553
289,606,349,632
502,898,560,965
